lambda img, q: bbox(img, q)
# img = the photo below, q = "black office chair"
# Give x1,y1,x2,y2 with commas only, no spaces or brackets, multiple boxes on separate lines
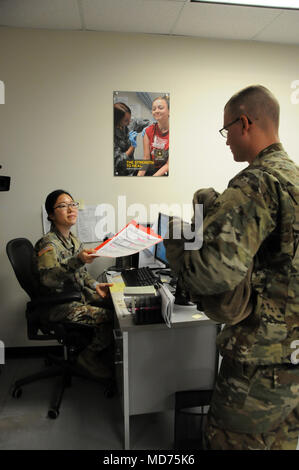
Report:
6,237,114,419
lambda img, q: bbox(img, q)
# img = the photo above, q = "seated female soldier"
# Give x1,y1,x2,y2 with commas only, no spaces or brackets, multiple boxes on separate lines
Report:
34,189,114,379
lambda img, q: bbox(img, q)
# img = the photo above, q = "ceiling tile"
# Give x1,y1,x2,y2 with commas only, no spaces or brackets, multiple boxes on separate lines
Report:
0,0,298,46
82,0,183,34
0,0,82,29
172,2,281,40
253,10,299,44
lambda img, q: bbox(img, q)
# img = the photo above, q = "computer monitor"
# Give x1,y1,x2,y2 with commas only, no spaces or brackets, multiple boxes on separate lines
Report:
155,212,169,267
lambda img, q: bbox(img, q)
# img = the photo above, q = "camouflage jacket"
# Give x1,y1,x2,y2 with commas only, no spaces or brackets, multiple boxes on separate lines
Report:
34,226,97,300
166,143,299,364
114,118,149,176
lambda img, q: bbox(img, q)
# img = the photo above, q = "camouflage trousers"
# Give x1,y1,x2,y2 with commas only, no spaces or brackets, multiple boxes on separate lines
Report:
47,299,114,354
204,357,299,450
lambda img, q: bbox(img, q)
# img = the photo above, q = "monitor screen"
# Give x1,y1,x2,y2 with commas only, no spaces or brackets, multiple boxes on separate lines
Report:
155,213,169,266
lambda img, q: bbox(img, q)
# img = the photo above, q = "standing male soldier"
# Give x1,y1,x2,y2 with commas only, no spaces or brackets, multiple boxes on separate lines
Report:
165,85,299,450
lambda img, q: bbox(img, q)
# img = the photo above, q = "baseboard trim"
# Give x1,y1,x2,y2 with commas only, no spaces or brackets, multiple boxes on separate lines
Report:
5,346,63,359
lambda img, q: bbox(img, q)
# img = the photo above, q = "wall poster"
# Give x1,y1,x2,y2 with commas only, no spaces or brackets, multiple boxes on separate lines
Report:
113,91,170,177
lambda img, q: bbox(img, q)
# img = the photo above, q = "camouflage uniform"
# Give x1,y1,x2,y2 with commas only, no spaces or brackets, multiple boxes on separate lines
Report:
114,118,149,176
165,143,299,449
34,226,113,353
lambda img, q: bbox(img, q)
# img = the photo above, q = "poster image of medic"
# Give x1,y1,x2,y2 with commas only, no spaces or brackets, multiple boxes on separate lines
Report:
113,91,169,177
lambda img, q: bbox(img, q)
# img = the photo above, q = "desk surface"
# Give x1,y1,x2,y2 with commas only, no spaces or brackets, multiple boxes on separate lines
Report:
106,271,212,331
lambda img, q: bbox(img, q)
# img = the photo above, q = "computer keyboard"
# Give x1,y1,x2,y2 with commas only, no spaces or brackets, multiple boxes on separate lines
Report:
121,267,160,287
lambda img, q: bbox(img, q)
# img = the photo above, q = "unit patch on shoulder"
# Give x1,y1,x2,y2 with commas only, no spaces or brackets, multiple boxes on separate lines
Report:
38,246,53,257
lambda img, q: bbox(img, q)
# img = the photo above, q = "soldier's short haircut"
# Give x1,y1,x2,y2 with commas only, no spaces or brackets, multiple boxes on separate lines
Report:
114,102,131,127
225,85,280,132
45,189,73,221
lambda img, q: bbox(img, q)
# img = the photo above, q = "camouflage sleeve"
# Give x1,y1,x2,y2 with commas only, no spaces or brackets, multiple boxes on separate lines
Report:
129,119,150,133
114,140,127,169
177,170,278,296
81,268,98,290
36,241,84,290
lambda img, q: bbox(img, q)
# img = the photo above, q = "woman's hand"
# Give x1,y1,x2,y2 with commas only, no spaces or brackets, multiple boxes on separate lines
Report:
78,249,97,264
95,283,114,298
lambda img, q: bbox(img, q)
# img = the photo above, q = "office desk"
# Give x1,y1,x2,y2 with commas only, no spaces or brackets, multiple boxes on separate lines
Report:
107,273,219,450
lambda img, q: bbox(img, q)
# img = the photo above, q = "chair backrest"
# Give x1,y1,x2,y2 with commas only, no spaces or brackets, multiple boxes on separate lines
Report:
6,238,89,344
6,238,38,300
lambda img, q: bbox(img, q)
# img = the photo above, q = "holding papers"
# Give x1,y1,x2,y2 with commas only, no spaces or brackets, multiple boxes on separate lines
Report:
93,220,162,257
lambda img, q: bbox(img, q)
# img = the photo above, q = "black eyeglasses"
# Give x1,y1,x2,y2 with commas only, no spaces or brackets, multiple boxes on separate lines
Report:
53,202,79,210
219,116,252,138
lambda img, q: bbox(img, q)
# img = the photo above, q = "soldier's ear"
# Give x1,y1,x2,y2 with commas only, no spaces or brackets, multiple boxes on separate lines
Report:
240,114,251,131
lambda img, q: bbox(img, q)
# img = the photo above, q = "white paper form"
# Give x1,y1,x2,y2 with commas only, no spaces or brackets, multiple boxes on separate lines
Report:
77,205,103,243
159,284,175,328
93,220,162,258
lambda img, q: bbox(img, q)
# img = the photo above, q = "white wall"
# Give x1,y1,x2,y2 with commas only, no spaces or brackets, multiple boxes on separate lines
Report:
1,27,299,347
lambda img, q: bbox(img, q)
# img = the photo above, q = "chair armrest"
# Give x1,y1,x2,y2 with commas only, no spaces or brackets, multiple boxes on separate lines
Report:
26,291,83,340
29,291,82,308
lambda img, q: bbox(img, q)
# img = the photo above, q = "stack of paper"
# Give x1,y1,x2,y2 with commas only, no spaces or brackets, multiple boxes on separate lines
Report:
159,284,175,328
123,285,157,296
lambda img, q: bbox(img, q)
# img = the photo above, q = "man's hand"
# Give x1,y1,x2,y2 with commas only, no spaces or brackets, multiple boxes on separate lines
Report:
95,283,114,298
78,249,97,264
